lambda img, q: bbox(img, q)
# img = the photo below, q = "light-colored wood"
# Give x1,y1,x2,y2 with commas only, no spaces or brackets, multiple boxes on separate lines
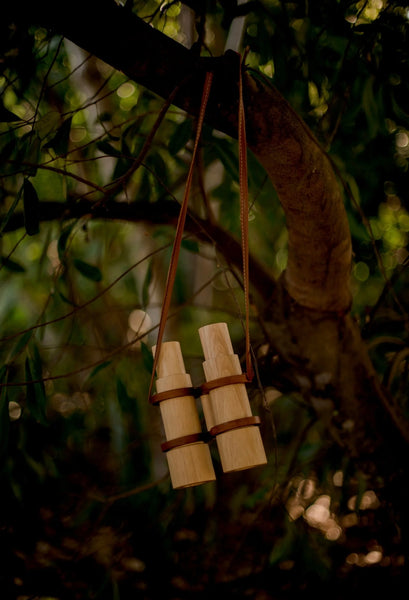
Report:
203,355,252,423
153,342,186,378
152,341,216,488
167,443,216,489
199,322,267,472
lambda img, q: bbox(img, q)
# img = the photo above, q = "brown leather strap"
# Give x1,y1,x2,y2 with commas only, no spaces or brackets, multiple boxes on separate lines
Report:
161,433,206,453
150,386,197,405
149,54,254,403
200,373,250,395
210,416,261,437
238,54,254,382
148,72,214,402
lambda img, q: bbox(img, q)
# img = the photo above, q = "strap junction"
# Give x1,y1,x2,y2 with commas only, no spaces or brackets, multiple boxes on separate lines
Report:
160,416,261,453
149,373,252,404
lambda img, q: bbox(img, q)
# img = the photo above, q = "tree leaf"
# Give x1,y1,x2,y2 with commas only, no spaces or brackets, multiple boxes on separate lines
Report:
43,116,72,156
96,140,122,158
0,103,21,123
168,119,193,155
181,238,199,253
23,179,40,236
73,258,103,282
25,347,47,425
116,378,134,413
0,184,23,236
0,256,26,272
57,223,75,260
88,361,112,379
0,366,10,463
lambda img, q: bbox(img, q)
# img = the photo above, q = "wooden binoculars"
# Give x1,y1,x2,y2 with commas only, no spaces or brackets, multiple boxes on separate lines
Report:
150,322,267,489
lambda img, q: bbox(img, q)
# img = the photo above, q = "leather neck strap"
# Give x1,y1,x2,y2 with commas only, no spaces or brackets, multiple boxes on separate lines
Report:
149,55,253,401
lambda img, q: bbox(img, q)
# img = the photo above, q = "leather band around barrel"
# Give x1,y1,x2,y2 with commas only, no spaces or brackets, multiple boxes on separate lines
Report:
200,373,250,395
161,432,206,453
150,386,197,405
209,415,261,437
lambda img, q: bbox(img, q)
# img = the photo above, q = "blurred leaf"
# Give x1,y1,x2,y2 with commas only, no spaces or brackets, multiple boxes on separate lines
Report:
0,256,26,272
0,184,23,236
96,140,122,158
116,378,135,413
23,178,40,236
73,258,103,282
0,104,21,122
146,151,168,194
57,290,78,306
8,330,33,362
43,116,72,155
25,346,47,425
168,119,192,155
181,238,199,253
88,361,112,379
57,223,75,260
0,366,10,463
211,138,239,181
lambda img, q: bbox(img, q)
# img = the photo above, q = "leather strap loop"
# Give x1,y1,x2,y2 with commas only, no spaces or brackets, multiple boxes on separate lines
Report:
200,373,250,395
150,386,197,405
148,71,214,402
209,416,260,437
161,432,207,453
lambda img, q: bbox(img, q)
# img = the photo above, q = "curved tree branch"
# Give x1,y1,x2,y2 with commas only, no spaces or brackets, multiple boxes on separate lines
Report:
3,199,275,299
7,0,352,313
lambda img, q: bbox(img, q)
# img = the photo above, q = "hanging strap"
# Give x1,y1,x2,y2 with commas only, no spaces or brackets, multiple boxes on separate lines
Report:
238,53,254,382
148,71,214,400
149,55,253,400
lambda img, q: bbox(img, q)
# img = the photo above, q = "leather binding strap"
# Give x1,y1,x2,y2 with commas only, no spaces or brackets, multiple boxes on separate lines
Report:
200,373,250,395
161,433,207,453
150,386,198,405
209,416,261,437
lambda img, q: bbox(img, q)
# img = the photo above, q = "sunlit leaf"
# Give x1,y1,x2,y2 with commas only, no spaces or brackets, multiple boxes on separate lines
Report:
73,258,103,282
23,179,40,236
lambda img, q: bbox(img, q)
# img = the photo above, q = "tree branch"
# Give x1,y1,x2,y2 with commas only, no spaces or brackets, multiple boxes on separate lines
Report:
8,0,352,312
3,199,275,299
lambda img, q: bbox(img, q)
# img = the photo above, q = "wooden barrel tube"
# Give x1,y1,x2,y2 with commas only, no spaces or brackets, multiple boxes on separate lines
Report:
199,323,267,473
152,341,216,489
